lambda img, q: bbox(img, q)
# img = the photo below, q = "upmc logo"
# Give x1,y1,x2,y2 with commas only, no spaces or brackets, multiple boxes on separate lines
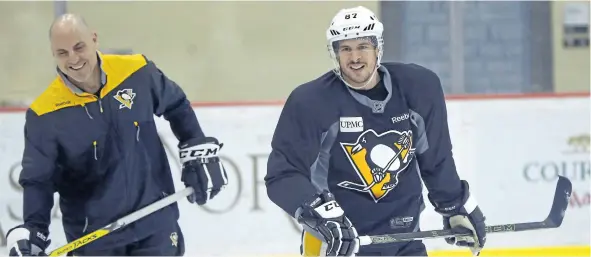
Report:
340,117,363,132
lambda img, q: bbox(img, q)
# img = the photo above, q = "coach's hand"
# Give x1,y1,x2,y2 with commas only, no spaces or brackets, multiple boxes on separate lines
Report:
6,224,51,256
430,180,486,256
179,137,228,205
296,190,359,256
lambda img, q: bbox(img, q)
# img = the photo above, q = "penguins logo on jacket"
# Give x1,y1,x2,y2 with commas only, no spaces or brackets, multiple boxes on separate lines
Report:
114,89,136,109
338,129,416,202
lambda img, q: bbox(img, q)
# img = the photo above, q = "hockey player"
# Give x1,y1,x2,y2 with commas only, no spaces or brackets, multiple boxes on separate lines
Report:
6,14,228,256
265,6,487,256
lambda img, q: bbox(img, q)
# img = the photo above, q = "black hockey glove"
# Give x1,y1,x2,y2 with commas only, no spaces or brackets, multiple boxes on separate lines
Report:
179,137,228,205
6,224,51,256
429,180,487,255
295,190,359,256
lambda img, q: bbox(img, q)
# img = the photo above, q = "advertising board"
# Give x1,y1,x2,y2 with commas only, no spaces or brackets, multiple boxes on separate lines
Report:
0,96,589,256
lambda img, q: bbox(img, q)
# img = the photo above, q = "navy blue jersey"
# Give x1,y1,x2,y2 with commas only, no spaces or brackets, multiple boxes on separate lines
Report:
265,62,464,236
19,53,203,251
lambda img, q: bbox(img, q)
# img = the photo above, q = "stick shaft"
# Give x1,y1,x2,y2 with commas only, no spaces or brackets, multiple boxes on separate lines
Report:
359,221,551,246
118,187,194,227
359,176,572,246
48,187,194,256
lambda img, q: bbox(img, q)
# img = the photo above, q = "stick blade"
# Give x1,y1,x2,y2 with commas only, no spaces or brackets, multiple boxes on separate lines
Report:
545,175,573,227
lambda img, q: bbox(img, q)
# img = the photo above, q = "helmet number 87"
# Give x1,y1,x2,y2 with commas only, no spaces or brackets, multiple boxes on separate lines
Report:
345,13,357,19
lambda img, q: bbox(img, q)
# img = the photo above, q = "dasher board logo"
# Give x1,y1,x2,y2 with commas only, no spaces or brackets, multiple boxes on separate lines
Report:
114,89,136,109
564,133,589,154
338,129,416,202
340,117,363,132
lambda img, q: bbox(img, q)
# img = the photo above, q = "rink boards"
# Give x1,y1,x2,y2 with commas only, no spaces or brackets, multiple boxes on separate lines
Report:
0,95,589,256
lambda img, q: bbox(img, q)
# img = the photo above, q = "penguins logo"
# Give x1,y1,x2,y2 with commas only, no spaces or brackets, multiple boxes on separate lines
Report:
114,89,136,109
338,129,416,202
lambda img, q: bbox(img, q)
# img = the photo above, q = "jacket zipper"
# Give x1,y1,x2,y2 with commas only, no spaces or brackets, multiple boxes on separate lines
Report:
82,104,93,119
83,217,89,233
134,121,140,142
98,99,103,113
91,96,103,161
93,141,98,160
83,95,103,232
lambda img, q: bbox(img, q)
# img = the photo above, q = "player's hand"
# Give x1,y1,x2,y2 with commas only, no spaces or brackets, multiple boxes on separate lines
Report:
179,137,228,205
6,224,51,256
430,181,486,256
295,190,359,256
371,167,386,183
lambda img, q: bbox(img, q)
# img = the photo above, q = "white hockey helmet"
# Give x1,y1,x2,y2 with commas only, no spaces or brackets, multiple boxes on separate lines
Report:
326,6,384,88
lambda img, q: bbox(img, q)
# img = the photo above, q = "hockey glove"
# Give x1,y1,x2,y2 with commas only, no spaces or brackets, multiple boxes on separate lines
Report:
6,224,51,256
429,180,487,255
295,190,359,256
179,137,228,205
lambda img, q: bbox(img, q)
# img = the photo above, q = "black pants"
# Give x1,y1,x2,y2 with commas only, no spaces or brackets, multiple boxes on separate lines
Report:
357,240,428,256
72,223,185,256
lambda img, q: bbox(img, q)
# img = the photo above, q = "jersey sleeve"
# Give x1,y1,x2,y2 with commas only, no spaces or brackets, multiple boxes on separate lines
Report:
413,67,464,205
18,109,57,235
145,58,205,143
264,90,322,217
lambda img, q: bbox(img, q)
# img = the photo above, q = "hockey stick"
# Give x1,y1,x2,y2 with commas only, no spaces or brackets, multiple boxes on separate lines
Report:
358,175,572,246
46,187,194,256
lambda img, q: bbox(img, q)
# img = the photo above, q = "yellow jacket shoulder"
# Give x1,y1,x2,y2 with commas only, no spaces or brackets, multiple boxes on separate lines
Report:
30,54,149,116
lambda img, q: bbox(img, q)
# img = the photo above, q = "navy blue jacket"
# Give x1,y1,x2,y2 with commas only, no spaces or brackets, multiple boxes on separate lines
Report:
265,63,464,237
19,52,204,251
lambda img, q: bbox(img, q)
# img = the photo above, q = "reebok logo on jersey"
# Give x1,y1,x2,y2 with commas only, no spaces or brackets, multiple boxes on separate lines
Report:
391,113,409,124
340,117,364,132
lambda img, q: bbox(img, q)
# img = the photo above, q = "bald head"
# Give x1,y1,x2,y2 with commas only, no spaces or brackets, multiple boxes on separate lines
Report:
49,13,91,38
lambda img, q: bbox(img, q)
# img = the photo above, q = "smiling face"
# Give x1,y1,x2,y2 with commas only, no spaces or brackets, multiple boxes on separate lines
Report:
335,37,379,88
50,19,98,84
